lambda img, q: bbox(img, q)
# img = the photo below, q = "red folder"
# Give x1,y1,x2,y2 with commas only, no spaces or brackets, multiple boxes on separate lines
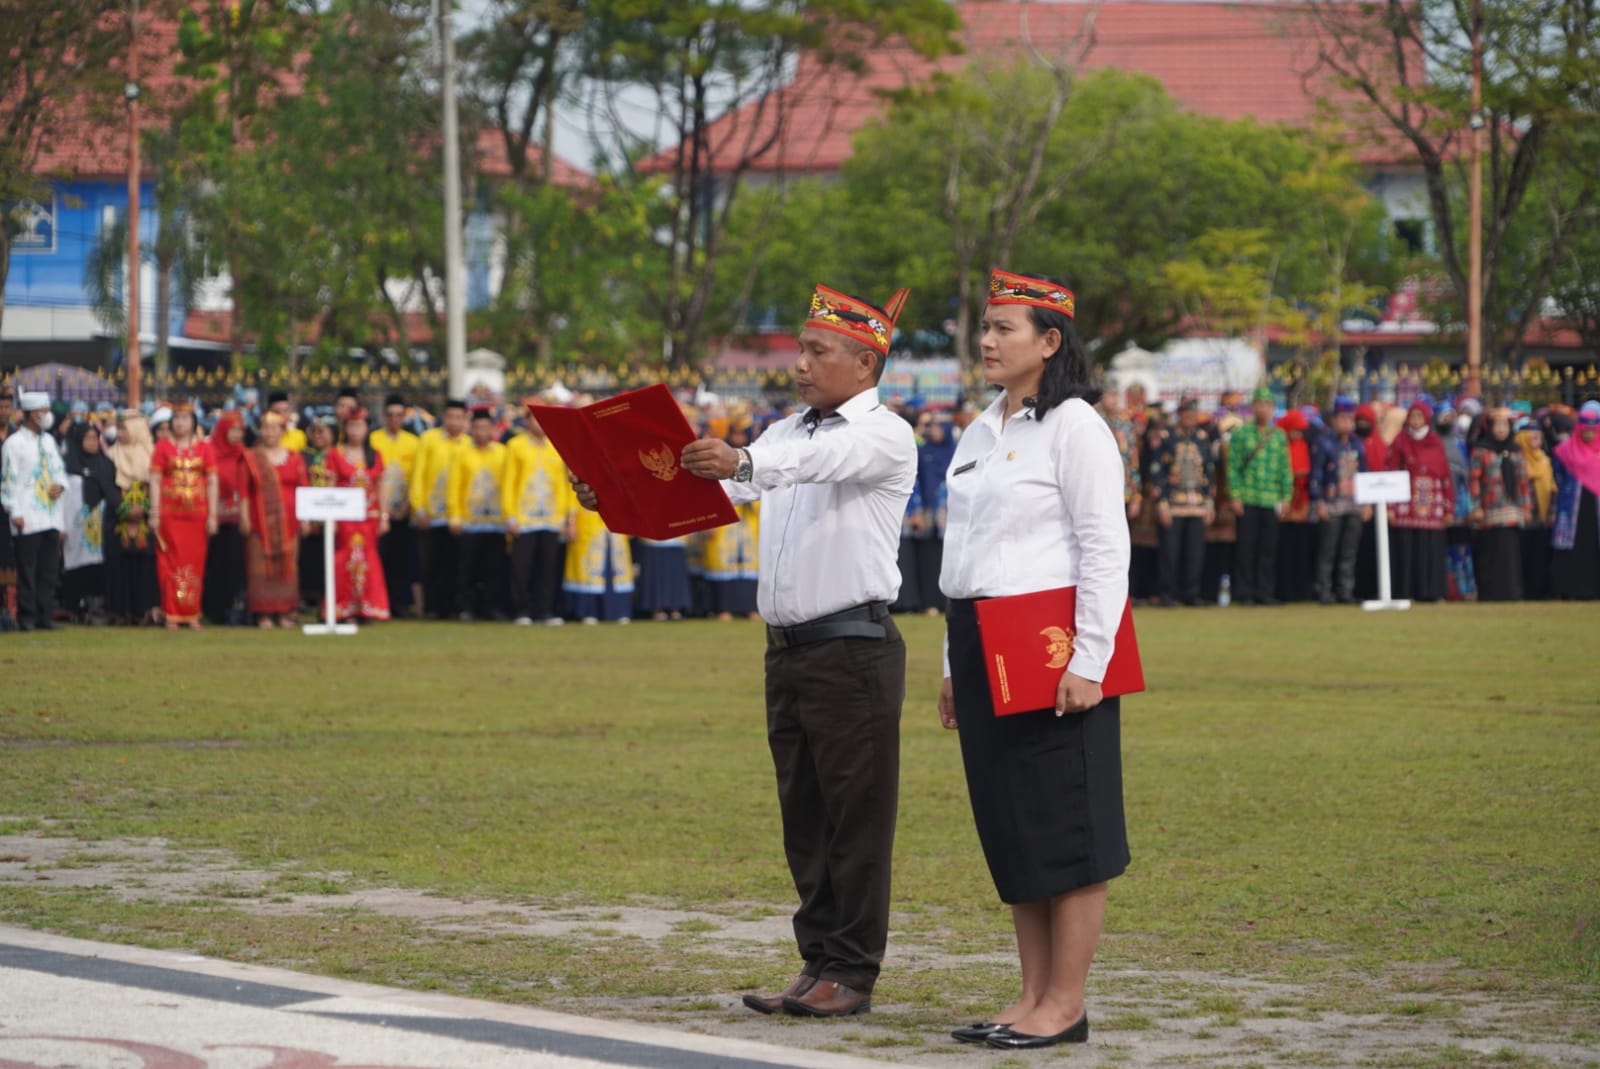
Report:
528,384,738,540
974,587,1144,715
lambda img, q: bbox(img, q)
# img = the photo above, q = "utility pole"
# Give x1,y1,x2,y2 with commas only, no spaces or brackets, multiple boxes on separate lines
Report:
1465,0,1485,399
438,0,468,399
125,0,143,408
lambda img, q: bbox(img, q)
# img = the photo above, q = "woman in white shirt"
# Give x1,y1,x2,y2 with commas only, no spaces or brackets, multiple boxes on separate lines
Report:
938,269,1131,1050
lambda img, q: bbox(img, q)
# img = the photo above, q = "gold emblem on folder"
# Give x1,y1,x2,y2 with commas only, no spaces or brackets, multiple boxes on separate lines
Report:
1041,626,1075,669
639,442,679,482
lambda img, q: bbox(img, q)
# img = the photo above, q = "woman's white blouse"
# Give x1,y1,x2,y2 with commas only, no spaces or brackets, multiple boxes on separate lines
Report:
939,394,1130,682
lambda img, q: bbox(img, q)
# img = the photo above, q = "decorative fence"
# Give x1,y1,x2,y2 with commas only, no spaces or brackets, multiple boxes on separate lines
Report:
6,359,1599,413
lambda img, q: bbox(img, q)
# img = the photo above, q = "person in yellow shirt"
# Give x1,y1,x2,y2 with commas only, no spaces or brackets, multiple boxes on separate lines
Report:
447,406,509,621
266,392,307,452
410,399,469,618
371,394,421,616
503,404,575,626
701,500,760,619
563,506,632,624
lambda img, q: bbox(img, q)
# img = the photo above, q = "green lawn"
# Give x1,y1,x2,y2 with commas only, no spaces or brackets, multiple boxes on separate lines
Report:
2,604,1596,1017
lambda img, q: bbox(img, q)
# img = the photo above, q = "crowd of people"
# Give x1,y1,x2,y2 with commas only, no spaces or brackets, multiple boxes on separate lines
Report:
0,378,1596,632
1106,386,1600,607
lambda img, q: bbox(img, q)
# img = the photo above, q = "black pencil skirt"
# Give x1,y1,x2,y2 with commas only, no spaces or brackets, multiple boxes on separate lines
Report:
947,598,1130,905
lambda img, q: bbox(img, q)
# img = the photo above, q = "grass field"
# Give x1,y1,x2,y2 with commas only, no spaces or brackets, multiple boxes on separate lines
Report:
2,604,1597,1065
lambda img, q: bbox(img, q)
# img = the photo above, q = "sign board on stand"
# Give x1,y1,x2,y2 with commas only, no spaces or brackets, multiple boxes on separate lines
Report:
1354,471,1412,612
294,486,364,635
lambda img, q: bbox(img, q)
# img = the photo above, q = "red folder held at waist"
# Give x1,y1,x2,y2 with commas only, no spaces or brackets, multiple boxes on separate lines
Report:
529,384,738,540
974,587,1144,716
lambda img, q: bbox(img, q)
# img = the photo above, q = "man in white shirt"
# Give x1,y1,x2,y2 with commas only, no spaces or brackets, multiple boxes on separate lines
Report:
1,392,67,631
577,284,917,1019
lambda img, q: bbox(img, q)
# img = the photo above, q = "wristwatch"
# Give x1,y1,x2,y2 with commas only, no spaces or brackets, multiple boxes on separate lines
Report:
732,448,754,483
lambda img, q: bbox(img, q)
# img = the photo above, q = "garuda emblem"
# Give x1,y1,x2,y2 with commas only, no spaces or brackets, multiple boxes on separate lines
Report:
639,442,679,482
1041,625,1076,669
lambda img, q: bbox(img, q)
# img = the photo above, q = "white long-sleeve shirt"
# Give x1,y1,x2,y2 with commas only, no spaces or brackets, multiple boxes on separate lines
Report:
1,427,67,535
725,386,916,627
939,394,1130,682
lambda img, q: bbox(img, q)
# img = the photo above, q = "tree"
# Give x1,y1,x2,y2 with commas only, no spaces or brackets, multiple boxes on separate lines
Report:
461,0,585,186
0,0,126,356
580,0,962,367
1302,0,1600,367
170,0,317,370
713,67,1393,371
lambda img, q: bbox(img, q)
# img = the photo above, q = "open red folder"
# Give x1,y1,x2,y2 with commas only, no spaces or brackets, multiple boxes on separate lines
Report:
975,587,1145,716
528,384,738,540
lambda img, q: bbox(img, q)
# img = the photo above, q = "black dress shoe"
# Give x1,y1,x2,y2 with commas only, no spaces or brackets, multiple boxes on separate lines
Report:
986,1014,1089,1049
951,1022,1006,1044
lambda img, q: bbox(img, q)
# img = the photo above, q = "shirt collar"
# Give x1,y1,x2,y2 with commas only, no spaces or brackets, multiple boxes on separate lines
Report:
975,390,1039,433
804,387,881,428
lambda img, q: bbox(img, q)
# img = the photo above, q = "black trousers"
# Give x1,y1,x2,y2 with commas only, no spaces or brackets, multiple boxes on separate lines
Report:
763,619,904,993
379,523,415,616
1234,505,1280,603
14,530,62,628
203,525,246,623
509,530,563,620
1392,527,1448,602
1315,512,1363,602
1472,527,1524,602
1158,515,1206,602
456,531,506,619
915,538,946,613
423,525,459,619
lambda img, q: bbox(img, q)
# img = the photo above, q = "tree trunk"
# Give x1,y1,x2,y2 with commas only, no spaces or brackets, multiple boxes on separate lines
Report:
155,255,172,398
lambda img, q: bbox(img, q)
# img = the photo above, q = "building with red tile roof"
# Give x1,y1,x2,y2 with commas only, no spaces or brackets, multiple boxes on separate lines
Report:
641,0,1414,180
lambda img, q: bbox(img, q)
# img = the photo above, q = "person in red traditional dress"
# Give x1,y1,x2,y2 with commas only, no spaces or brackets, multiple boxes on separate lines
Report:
327,408,391,622
240,413,309,629
149,402,218,631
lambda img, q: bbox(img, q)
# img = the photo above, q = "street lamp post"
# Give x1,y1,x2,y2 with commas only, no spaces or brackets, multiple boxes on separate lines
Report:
437,0,467,400
124,0,142,409
1465,0,1485,399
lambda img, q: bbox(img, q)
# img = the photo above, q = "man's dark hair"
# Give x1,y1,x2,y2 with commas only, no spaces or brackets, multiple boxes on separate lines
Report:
337,387,360,402
384,394,406,410
1016,274,1100,419
267,391,290,406
444,398,468,412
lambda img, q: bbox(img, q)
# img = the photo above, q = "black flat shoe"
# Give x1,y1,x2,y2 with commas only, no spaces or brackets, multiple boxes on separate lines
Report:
985,1014,1089,1049
951,1022,1005,1044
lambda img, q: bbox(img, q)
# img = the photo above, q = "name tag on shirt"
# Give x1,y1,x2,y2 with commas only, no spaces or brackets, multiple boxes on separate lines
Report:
953,461,977,476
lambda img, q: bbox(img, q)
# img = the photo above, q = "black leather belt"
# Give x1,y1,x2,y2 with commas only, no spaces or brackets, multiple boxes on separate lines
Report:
767,601,890,650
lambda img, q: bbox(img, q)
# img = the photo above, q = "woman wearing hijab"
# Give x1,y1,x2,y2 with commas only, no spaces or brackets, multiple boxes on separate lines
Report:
203,411,249,624
1517,421,1556,600
1550,400,1600,600
1466,408,1531,601
108,412,160,625
1385,401,1455,602
149,402,218,630
62,423,116,623
240,413,308,627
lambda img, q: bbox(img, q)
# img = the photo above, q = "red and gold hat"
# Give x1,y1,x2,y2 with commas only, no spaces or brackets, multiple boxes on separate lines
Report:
803,284,910,355
988,269,1075,319
171,400,195,415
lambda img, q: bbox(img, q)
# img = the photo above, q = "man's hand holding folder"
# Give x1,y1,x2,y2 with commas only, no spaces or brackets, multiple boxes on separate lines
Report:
532,384,738,539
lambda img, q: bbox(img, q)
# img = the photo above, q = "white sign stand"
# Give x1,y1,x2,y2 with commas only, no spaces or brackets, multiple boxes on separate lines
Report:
294,487,366,635
1355,471,1412,612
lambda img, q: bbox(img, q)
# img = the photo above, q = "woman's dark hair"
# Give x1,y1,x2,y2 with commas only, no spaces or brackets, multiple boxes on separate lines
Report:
1017,275,1100,419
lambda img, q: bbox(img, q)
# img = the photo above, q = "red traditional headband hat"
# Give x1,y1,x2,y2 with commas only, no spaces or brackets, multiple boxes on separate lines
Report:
803,284,910,356
171,400,195,415
988,269,1075,319
348,406,369,423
